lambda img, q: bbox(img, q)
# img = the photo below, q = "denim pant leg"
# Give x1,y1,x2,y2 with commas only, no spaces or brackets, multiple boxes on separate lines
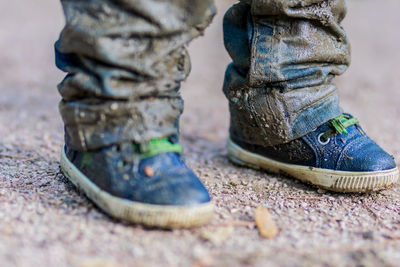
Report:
223,0,350,146
55,0,216,151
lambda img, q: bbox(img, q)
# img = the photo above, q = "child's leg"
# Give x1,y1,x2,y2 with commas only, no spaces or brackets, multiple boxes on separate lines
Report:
223,0,399,192
56,0,216,228
56,0,215,151
224,0,349,146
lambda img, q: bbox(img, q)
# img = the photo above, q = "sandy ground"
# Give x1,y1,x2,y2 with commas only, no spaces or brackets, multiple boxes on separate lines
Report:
1,0,400,266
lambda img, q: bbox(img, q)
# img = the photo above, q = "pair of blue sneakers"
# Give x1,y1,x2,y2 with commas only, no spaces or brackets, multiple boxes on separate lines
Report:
61,114,399,228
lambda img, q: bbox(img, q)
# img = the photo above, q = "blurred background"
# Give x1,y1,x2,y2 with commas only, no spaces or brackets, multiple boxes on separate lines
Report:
0,0,400,266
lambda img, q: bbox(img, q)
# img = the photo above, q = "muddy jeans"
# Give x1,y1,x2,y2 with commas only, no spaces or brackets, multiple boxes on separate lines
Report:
55,0,350,151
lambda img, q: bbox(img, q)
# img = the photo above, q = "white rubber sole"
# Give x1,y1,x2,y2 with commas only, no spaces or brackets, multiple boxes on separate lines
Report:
227,138,399,192
60,147,214,228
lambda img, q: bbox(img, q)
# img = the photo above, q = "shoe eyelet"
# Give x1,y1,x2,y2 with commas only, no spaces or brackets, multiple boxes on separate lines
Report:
317,133,330,145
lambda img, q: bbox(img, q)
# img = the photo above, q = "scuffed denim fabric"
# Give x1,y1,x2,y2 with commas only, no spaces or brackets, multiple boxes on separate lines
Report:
55,0,216,151
224,0,350,146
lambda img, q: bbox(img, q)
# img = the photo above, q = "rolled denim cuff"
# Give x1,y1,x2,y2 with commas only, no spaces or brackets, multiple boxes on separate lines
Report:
60,97,183,151
224,64,342,146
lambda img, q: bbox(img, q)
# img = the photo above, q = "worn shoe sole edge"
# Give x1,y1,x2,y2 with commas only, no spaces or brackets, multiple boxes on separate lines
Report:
60,147,214,228
227,138,399,193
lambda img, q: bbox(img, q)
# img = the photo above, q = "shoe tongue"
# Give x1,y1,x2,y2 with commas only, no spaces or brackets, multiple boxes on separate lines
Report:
138,138,183,158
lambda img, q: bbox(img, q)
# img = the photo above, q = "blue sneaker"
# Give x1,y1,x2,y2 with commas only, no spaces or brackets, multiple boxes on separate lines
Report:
228,114,399,192
60,138,213,228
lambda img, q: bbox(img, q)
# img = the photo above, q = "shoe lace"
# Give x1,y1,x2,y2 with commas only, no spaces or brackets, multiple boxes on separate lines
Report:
320,114,359,141
136,138,183,158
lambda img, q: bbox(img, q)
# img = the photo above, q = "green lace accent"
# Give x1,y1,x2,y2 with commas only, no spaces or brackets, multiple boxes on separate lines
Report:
137,138,183,158
320,114,359,141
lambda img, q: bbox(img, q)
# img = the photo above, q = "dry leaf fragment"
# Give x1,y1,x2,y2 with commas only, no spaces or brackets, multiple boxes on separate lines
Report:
255,206,278,239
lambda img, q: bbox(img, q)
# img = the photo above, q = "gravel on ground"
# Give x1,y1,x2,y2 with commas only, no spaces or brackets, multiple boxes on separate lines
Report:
1,0,400,266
